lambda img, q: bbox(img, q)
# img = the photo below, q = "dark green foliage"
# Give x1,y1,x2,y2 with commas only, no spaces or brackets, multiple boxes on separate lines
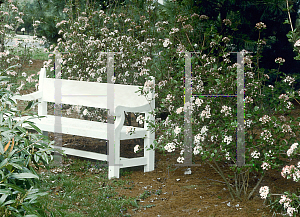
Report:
0,71,56,216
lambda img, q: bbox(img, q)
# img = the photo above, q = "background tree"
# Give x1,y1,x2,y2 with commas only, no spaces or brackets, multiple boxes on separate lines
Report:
154,0,300,95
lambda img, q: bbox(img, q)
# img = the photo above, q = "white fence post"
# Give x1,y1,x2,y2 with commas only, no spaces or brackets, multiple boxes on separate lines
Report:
53,51,63,167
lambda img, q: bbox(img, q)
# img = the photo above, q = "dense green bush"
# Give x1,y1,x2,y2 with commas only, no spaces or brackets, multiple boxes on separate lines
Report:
0,65,55,216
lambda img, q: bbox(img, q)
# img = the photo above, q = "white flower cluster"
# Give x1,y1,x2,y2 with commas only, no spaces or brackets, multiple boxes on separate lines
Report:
287,143,298,157
286,101,293,109
143,79,154,94
295,39,300,47
242,55,252,65
163,38,172,47
220,105,232,117
281,164,300,183
174,126,181,135
255,22,266,30
279,195,292,209
200,126,209,135
282,124,293,134
176,43,186,53
193,126,209,155
260,130,274,145
278,94,289,102
259,186,269,199
244,96,253,103
164,143,176,152
126,126,136,135
275,57,285,64
279,195,298,216
134,145,140,153
4,24,13,30
177,156,184,163
195,98,204,106
136,115,144,125
169,27,180,35
56,20,68,28
245,119,252,128
261,162,271,170
223,135,232,145
259,115,271,124
264,74,269,79
283,76,295,86
251,150,260,159
166,94,174,102
193,145,203,155
158,80,167,88
176,107,183,114
200,104,211,121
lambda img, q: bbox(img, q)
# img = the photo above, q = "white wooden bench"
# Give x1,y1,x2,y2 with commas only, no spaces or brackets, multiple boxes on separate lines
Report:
11,67,155,179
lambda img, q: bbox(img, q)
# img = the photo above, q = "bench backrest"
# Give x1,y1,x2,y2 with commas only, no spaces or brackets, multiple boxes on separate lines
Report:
39,67,155,114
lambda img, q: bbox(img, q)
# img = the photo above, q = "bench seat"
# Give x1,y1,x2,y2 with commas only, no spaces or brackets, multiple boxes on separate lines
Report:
13,115,148,140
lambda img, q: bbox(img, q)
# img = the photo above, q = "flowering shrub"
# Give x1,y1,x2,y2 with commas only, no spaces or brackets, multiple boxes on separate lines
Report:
43,1,300,209
44,0,175,122
0,1,47,93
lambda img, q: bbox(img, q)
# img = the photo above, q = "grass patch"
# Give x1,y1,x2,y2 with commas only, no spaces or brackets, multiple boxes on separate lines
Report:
34,156,140,216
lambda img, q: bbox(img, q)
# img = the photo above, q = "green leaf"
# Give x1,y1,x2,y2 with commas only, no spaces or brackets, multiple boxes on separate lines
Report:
0,158,8,169
25,101,33,111
7,117,12,129
25,121,42,134
5,164,12,172
25,155,30,167
10,173,39,180
0,189,11,194
34,154,40,163
283,19,290,24
41,152,49,164
0,183,26,194
13,118,27,130
8,163,23,170
0,194,9,206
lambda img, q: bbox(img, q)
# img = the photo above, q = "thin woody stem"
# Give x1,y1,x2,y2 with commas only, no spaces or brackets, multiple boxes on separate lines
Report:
286,0,294,31
207,160,235,200
248,172,265,200
211,158,243,201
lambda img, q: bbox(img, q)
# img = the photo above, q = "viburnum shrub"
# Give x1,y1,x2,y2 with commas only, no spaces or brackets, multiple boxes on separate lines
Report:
44,0,180,123
46,0,300,211
140,20,300,204
254,7,300,216
0,0,47,93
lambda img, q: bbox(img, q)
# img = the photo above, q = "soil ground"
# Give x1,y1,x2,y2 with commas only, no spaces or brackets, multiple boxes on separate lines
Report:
15,60,300,216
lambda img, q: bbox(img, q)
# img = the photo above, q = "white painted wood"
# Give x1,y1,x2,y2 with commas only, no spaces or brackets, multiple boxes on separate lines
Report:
50,145,148,168
12,67,155,180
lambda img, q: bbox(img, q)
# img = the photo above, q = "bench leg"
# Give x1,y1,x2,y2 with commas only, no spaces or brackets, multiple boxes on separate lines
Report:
144,131,155,172
108,137,121,179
